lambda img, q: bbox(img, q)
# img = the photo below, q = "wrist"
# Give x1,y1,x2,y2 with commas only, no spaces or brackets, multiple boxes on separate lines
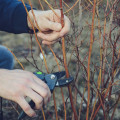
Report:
27,10,34,29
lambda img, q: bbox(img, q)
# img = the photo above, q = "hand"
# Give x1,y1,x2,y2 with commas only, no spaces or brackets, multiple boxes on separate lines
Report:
0,69,51,117
28,9,70,45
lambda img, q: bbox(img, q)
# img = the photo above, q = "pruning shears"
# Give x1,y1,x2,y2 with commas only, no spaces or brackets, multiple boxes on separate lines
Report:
18,71,74,120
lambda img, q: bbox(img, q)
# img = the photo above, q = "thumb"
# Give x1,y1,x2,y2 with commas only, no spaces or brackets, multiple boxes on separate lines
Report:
47,20,62,32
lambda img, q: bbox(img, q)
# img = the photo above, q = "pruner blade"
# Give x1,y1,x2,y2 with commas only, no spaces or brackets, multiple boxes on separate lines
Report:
55,76,74,87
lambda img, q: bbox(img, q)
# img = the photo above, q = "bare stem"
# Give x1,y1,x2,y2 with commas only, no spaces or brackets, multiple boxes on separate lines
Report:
59,0,78,120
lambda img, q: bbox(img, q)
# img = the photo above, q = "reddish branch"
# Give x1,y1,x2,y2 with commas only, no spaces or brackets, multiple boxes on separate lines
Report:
59,0,78,120
86,0,96,119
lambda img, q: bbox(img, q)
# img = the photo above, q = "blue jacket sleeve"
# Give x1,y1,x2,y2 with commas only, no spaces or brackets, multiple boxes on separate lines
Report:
0,0,31,34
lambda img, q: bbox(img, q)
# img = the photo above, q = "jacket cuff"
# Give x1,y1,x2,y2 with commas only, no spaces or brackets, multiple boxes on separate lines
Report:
12,3,32,34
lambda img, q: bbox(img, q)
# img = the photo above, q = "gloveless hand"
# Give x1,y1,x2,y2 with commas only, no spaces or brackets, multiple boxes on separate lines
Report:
0,69,51,117
28,9,70,45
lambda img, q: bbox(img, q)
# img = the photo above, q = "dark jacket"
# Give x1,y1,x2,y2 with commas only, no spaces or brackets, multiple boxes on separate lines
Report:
0,0,31,34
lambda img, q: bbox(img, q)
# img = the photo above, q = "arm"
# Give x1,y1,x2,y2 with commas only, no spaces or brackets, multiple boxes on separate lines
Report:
0,0,31,33
0,0,70,44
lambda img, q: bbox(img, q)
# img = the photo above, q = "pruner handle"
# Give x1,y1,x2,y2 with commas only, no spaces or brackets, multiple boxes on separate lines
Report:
18,72,56,120
18,101,35,120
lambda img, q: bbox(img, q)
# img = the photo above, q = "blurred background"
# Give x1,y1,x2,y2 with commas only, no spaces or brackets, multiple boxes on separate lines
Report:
0,0,120,120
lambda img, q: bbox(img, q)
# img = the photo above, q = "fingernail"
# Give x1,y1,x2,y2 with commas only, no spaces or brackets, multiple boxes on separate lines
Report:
32,113,38,118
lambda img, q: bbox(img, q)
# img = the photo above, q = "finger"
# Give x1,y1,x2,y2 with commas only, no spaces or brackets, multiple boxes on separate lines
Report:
46,20,62,32
50,9,61,23
32,74,51,100
42,40,56,45
37,31,60,42
42,37,61,45
46,9,61,23
17,97,36,117
30,83,49,105
60,16,71,37
25,88,43,110
32,74,51,92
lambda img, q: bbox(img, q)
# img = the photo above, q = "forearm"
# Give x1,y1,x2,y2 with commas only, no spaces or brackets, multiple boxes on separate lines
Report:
0,0,31,34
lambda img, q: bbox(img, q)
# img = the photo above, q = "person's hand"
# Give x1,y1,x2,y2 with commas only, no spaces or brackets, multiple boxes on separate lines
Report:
0,69,51,117
28,9,70,45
